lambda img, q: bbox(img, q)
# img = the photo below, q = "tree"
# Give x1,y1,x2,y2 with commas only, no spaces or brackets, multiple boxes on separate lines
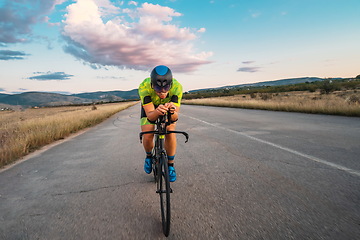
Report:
320,80,335,94
356,75,360,79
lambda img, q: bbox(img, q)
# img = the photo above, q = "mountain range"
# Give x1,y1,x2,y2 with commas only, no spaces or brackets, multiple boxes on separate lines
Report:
0,89,139,108
0,77,338,108
188,77,332,92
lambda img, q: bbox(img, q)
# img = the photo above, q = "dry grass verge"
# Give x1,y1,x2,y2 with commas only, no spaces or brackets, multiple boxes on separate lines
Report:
0,102,137,168
183,90,360,117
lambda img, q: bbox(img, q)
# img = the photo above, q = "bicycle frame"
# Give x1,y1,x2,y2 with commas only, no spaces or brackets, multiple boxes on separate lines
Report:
139,113,189,145
140,112,189,183
139,112,189,237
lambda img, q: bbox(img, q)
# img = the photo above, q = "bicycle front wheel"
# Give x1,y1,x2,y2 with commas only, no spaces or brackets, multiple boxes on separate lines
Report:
159,154,171,236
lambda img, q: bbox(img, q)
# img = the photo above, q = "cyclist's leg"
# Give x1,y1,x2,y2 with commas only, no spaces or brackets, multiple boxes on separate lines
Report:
165,122,177,164
141,118,155,174
141,119,155,153
165,123,177,182
140,106,155,153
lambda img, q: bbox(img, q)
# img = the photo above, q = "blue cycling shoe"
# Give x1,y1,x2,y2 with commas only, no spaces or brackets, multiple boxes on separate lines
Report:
144,156,152,174
168,166,176,182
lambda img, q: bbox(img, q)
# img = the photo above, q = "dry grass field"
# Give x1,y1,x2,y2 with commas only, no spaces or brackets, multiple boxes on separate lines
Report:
0,102,137,168
183,90,360,117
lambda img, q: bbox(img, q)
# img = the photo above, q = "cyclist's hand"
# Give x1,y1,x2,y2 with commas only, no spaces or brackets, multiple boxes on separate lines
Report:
165,102,176,114
156,104,168,115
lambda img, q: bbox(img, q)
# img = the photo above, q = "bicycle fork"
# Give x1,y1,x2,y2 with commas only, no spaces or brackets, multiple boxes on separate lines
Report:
156,134,173,194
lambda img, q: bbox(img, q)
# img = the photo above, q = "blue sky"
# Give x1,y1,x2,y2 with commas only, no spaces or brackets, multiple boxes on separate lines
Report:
0,0,359,94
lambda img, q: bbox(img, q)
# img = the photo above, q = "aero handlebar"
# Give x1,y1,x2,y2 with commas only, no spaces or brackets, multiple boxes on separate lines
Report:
139,111,189,143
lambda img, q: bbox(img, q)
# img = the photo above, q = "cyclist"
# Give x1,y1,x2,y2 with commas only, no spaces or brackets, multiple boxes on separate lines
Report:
138,65,183,182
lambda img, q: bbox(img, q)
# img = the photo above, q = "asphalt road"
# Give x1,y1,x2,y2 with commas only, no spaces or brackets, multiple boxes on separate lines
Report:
1,104,359,239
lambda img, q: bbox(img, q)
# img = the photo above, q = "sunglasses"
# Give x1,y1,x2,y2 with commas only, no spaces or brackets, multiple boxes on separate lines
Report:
153,84,171,92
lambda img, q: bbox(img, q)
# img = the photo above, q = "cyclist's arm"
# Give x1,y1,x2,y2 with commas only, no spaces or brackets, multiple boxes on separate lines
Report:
143,103,166,122
170,107,179,122
165,102,180,122
168,80,182,122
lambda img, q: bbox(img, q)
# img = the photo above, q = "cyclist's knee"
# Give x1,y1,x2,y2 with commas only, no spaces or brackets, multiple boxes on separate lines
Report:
143,133,154,142
167,123,176,131
165,133,176,142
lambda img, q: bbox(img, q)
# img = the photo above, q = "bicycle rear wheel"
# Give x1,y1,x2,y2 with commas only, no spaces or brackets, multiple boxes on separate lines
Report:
158,154,171,236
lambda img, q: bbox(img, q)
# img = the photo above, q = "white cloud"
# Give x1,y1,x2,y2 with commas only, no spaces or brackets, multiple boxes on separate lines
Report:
198,28,206,33
250,10,261,18
138,3,182,21
128,1,138,6
55,0,67,5
94,0,121,15
62,0,212,72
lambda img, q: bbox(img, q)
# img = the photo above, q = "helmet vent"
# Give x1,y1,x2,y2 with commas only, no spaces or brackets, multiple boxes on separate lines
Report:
155,65,168,76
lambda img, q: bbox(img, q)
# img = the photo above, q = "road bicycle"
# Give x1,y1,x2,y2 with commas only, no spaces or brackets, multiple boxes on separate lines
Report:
139,112,189,237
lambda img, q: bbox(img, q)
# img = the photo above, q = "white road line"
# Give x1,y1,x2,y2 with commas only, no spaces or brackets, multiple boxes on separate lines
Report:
184,114,360,177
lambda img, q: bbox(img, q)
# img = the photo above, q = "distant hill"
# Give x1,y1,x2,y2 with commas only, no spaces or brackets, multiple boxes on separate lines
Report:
72,89,139,102
0,92,92,107
0,89,139,107
189,77,331,92
0,93,10,99
0,77,345,107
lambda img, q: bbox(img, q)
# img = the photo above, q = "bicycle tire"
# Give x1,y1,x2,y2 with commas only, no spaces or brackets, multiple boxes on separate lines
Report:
159,154,171,236
153,161,159,183
152,141,158,182
152,155,159,183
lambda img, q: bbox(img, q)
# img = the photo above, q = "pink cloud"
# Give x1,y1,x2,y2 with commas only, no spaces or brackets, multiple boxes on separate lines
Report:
197,28,206,33
138,3,182,21
62,0,212,72
0,0,65,43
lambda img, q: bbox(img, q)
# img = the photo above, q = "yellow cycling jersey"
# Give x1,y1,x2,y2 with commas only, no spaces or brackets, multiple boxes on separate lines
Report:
138,77,183,107
138,77,183,125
